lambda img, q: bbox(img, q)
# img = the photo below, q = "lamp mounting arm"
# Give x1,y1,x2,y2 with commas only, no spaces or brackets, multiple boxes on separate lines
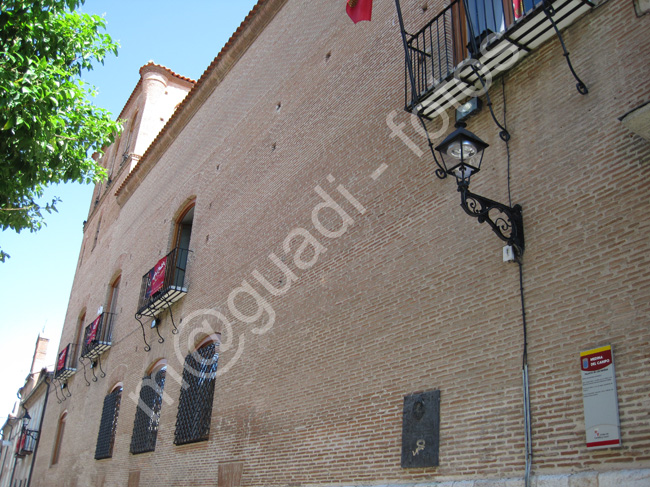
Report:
458,183,525,257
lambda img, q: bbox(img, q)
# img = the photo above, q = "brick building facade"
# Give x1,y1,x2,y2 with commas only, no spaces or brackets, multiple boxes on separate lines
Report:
30,0,649,486
1,337,52,487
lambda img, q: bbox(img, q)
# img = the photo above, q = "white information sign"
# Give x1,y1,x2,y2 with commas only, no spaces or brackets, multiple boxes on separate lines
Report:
580,345,621,449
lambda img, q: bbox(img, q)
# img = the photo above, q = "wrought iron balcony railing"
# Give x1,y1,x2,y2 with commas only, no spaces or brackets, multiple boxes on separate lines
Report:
402,0,594,117
137,247,190,318
80,312,115,360
15,430,37,457
54,343,78,381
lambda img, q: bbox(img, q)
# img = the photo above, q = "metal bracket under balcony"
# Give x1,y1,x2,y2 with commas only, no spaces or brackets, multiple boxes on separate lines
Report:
54,343,78,382
403,0,594,118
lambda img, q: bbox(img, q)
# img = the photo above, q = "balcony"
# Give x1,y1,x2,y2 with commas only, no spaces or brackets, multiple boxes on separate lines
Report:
15,431,37,457
402,0,595,117
54,343,77,381
137,247,190,318
80,313,115,361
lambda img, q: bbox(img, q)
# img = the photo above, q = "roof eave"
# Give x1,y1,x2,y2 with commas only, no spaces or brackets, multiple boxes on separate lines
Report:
115,0,289,205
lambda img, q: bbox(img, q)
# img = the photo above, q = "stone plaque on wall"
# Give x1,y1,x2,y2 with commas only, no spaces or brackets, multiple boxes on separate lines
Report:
401,389,440,468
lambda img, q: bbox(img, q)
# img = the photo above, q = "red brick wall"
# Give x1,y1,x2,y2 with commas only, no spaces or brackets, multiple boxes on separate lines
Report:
31,0,650,486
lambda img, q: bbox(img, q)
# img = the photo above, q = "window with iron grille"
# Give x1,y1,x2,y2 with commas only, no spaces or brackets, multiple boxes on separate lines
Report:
130,367,166,454
174,342,218,445
95,387,122,460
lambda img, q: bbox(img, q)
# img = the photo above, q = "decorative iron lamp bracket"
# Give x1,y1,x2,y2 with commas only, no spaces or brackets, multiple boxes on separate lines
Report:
433,121,525,259
458,182,525,257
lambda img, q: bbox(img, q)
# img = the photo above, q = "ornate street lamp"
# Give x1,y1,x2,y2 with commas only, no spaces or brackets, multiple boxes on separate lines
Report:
434,122,525,258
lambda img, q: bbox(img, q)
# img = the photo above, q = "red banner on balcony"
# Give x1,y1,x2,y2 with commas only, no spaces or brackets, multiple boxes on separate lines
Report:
16,432,26,454
147,255,167,298
86,315,101,344
57,346,68,372
513,0,524,19
346,0,372,23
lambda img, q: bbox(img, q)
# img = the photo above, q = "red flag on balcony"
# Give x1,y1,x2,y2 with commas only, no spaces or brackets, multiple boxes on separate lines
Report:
57,346,68,372
87,316,101,344
346,0,372,23
16,433,26,454
513,0,524,19
149,255,167,296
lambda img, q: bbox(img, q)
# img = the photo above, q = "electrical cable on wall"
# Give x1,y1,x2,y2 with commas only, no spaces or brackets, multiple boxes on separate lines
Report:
501,75,532,487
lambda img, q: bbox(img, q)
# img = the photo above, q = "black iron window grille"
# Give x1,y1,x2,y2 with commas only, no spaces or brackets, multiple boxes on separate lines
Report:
398,0,594,115
130,367,166,454
54,343,78,381
94,387,122,460
173,343,219,445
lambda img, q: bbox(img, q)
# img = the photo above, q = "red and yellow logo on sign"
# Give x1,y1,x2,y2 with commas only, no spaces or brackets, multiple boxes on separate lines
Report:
580,345,612,372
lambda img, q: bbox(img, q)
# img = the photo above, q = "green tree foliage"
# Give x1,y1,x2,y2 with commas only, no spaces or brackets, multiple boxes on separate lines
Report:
0,0,121,261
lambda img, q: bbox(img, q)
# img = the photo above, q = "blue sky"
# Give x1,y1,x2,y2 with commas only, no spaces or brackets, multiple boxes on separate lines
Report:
0,0,259,419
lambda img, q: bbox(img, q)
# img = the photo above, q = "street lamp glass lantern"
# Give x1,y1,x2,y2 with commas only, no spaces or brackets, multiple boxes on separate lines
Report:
22,411,31,427
434,125,489,185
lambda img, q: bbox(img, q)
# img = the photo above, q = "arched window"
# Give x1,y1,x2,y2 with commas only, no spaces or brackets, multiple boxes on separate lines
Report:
130,361,167,454
74,310,86,366
173,340,219,445
123,110,138,160
95,385,122,460
174,202,194,251
51,411,67,465
172,201,194,288
106,275,121,316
